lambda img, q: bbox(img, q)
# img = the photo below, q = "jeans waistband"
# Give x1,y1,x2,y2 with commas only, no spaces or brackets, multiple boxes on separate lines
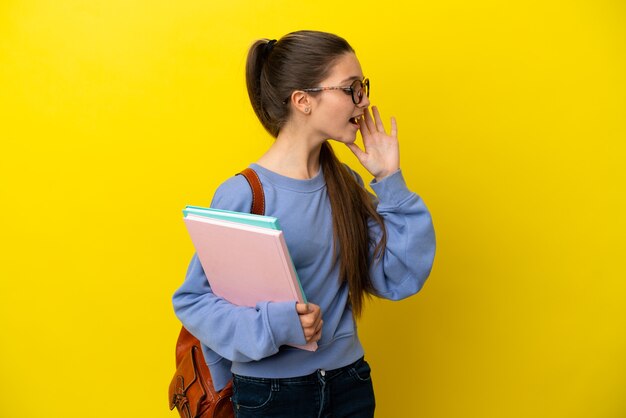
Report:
233,356,364,384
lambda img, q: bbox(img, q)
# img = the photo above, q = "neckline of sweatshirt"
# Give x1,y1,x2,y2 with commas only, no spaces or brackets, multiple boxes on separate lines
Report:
249,163,327,193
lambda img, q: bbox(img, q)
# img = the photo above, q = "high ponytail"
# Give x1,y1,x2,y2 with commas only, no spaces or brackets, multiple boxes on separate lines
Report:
244,31,387,317
245,39,279,137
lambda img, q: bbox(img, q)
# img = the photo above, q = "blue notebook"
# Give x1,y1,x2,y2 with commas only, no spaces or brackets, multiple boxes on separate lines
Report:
184,205,281,230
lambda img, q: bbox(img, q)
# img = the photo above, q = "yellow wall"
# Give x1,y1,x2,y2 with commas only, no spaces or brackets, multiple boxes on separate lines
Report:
1,1,625,417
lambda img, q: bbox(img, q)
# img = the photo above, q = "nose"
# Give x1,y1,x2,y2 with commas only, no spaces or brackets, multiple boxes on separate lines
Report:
357,94,370,108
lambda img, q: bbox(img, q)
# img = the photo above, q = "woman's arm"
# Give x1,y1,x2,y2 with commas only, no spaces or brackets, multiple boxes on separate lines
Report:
367,169,436,300
346,105,436,299
173,254,307,361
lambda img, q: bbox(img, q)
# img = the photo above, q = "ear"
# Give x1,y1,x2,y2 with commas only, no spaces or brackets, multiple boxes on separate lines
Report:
289,91,313,115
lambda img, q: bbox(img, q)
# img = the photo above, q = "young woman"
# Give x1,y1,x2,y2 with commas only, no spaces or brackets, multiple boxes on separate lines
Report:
173,30,436,417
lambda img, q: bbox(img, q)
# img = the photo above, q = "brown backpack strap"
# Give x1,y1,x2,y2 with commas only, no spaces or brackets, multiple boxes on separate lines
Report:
237,167,265,216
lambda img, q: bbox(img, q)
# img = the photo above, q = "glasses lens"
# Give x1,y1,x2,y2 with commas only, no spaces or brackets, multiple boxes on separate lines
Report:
351,79,369,104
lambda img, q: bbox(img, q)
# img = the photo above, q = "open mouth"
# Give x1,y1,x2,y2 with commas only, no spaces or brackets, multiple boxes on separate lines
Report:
349,116,360,126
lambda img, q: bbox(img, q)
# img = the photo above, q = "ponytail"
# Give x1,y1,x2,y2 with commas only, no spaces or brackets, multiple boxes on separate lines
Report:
320,142,387,317
245,39,279,137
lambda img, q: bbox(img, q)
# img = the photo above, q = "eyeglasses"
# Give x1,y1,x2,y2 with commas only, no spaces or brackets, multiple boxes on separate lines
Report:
300,78,370,105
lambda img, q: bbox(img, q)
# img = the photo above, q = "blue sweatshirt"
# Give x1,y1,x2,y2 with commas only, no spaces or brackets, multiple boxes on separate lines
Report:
173,163,435,391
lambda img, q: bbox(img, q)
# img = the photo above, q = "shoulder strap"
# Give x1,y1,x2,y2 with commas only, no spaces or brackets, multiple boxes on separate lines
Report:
237,167,265,216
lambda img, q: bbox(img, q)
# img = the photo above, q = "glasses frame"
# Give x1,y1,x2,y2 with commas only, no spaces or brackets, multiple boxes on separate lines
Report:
297,78,370,105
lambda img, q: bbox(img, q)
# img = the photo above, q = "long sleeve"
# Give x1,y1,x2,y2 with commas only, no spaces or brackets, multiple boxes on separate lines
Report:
366,169,436,300
173,255,307,361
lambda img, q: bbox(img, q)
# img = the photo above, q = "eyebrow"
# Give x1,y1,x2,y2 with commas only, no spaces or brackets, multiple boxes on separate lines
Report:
340,76,362,84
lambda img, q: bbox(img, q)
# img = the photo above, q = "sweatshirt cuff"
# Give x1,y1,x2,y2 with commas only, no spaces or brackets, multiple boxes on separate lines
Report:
266,301,307,348
369,169,412,207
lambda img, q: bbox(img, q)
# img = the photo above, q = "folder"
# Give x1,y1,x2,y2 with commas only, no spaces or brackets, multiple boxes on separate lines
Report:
183,208,316,351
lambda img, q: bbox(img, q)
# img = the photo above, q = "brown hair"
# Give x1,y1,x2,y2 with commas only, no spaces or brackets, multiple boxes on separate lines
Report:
245,30,387,317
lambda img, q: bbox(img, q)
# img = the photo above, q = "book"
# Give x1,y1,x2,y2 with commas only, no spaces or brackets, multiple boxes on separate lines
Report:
184,205,281,230
183,206,307,301
183,208,316,351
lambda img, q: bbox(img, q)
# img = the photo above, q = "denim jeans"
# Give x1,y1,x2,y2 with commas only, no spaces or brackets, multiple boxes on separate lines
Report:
231,357,375,418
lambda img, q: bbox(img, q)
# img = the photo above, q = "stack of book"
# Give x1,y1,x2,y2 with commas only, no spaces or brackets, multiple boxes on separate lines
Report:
182,205,316,351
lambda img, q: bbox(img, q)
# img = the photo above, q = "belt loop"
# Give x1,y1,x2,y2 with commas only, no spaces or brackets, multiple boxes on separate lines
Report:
271,379,280,392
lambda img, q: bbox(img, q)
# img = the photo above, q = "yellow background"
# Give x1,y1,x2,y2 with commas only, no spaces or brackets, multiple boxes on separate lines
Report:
1,1,625,417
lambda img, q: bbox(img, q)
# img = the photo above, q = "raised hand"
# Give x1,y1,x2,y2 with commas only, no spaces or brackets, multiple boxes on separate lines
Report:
346,105,400,181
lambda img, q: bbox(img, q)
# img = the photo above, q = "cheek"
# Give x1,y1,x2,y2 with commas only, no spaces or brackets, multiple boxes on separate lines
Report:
315,97,354,131
328,103,352,123
320,107,343,125
322,95,351,114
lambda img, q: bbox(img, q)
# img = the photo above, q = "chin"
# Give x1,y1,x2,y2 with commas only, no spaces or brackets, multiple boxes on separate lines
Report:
330,137,356,146
336,131,358,144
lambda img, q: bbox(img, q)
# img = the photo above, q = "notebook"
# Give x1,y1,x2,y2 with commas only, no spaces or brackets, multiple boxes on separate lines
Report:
183,210,316,351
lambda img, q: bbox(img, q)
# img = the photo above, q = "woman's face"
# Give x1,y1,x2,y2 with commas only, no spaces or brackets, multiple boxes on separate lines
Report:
308,52,370,144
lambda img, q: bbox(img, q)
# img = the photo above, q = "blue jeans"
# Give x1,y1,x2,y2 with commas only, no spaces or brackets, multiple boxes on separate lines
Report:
231,357,375,418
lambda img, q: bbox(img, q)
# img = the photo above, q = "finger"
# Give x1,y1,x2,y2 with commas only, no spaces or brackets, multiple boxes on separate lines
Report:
301,316,316,329
372,106,386,133
304,325,317,339
309,313,322,331
310,327,322,343
314,330,322,342
390,117,397,138
305,319,322,339
296,302,310,315
310,305,322,324
357,113,370,136
314,319,324,334
363,107,377,133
